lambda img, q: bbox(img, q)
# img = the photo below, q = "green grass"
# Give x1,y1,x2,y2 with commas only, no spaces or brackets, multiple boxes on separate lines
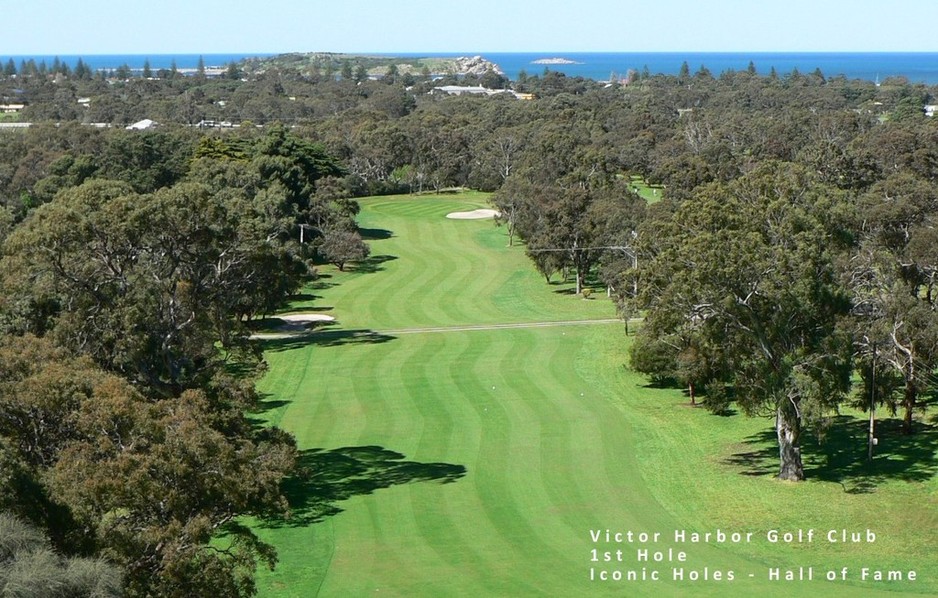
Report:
629,175,664,204
251,192,937,597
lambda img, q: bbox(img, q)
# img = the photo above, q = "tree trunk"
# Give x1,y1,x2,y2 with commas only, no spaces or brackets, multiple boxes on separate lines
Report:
776,405,804,481
688,381,696,406
902,380,916,435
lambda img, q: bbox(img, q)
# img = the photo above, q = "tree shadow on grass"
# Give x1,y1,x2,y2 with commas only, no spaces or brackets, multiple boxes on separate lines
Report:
724,430,778,477
248,317,287,331
224,358,263,380
352,254,398,274
723,416,938,492
710,406,739,417
552,286,605,296
245,397,293,428
250,397,291,414
806,417,938,491
260,329,397,353
288,293,318,302
245,394,293,433
637,379,739,416
308,279,337,291
249,316,330,330
261,446,467,528
360,227,394,240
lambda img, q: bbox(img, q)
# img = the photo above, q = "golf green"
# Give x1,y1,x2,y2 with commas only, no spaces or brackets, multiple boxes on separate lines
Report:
252,193,937,597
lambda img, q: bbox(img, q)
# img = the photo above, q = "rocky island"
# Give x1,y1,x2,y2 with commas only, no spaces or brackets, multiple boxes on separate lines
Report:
531,57,583,65
449,55,504,75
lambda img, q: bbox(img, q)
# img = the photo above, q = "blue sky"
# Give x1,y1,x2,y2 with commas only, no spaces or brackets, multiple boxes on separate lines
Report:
4,0,938,54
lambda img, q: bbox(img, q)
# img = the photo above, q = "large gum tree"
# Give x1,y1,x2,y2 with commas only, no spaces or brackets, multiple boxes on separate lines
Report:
630,163,853,480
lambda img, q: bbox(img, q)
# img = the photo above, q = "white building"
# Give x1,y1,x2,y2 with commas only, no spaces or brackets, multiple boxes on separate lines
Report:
126,119,158,130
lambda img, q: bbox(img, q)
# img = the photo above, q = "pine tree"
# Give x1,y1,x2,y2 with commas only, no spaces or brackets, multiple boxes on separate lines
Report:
74,57,88,79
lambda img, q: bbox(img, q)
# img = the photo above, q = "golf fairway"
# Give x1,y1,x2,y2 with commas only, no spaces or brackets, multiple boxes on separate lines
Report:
252,193,938,597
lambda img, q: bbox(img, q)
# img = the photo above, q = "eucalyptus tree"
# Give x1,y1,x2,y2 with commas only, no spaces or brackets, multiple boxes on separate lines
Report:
1,179,309,396
193,125,353,246
318,229,370,271
845,173,938,433
470,126,528,193
0,334,295,597
628,163,854,480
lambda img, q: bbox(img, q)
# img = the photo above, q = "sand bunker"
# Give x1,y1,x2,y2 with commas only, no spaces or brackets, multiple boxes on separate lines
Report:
446,209,500,220
250,312,336,339
278,313,335,323
274,313,335,332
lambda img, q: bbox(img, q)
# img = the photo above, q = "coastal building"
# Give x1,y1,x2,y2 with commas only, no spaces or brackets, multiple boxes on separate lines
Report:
126,118,158,130
432,85,491,96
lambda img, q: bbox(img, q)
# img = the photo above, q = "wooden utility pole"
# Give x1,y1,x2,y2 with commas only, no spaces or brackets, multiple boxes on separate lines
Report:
869,342,876,462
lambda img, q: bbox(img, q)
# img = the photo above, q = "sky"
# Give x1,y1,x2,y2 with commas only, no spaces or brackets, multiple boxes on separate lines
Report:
4,0,938,55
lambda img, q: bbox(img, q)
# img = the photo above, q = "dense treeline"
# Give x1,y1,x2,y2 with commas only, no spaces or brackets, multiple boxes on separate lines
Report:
2,57,938,593
3,57,934,201
0,124,355,596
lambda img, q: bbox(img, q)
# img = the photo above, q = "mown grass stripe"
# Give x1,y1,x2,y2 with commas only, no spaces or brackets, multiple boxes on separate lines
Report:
252,193,937,598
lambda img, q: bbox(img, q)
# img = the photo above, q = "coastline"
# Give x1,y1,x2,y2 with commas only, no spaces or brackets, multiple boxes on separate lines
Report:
4,51,938,84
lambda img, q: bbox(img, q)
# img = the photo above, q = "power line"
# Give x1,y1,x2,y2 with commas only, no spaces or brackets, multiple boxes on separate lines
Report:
526,245,635,254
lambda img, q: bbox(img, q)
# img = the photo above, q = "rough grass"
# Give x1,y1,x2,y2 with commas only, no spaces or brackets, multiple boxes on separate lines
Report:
250,192,937,597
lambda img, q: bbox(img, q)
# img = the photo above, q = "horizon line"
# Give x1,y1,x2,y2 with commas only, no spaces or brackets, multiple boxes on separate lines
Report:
4,50,938,57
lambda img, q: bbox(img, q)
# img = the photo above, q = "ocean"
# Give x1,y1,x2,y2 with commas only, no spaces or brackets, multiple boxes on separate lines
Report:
5,52,938,84
481,52,938,84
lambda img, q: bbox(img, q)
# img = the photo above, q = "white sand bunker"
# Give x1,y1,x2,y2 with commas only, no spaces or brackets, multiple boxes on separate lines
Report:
446,209,500,220
275,313,335,332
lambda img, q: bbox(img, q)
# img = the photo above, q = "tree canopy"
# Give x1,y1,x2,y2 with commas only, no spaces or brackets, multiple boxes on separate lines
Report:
628,164,854,479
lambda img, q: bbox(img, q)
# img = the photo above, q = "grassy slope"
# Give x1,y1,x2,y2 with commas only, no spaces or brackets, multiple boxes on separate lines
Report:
252,192,937,597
